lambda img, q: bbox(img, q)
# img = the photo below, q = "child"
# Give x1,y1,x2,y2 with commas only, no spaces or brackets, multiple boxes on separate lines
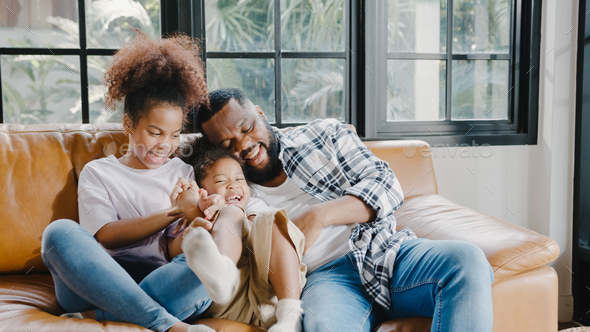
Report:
170,138,306,332
41,31,219,332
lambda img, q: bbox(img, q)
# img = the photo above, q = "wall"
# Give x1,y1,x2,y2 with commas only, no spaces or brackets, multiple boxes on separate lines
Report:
431,0,578,322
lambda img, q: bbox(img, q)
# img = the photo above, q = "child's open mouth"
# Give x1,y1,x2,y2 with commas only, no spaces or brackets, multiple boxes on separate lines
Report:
225,194,242,205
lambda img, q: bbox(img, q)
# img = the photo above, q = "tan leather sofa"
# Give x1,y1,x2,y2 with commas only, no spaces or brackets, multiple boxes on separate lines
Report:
0,124,559,332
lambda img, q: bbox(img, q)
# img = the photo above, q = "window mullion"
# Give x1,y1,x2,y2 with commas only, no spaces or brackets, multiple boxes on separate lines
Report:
78,0,89,124
445,0,453,122
274,0,282,127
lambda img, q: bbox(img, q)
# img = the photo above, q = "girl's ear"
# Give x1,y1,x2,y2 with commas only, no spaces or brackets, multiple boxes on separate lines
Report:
122,114,134,134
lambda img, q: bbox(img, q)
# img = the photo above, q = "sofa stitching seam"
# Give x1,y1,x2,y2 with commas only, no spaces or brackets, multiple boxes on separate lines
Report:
495,265,556,282
494,240,557,274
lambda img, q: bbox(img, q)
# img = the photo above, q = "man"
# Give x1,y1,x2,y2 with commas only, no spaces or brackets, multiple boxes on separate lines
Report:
194,88,494,331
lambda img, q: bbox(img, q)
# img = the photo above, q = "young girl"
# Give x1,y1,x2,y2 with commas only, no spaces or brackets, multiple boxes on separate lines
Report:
41,32,219,332
169,138,306,332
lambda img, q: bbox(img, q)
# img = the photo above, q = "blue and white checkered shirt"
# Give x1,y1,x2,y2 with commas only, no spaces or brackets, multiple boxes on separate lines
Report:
277,118,417,309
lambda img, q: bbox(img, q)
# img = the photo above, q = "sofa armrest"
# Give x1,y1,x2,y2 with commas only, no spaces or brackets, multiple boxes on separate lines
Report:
394,194,560,281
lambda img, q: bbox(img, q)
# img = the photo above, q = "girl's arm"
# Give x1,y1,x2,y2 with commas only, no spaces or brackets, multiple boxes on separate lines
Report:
95,210,179,249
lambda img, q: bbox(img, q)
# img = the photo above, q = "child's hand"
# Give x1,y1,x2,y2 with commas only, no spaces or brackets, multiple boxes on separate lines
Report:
185,217,213,233
196,189,225,220
169,177,192,214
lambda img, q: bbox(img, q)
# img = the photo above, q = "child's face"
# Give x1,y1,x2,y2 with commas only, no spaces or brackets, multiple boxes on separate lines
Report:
200,158,250,208
123,102,183,169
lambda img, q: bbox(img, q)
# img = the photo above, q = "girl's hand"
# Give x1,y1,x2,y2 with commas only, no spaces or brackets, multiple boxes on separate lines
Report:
197,190,225,220
172,215,189,235
167,178,199,217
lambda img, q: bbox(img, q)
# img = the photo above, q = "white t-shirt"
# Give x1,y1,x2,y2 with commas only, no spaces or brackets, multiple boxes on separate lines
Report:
248,178,355,273
78,155,194,265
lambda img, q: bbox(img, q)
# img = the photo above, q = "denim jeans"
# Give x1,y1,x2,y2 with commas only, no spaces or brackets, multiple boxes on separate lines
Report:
41,219,212,332
301,238,494,332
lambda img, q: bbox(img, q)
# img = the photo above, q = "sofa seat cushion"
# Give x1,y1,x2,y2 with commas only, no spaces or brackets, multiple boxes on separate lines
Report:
0,274,264,332
394,194,560,281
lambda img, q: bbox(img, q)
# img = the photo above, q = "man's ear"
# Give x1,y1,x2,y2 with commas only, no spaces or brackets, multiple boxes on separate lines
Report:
122,114,134,134
255,105,268,121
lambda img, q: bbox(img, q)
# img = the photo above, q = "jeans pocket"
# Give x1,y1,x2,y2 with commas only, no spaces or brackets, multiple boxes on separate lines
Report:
346,252,360,274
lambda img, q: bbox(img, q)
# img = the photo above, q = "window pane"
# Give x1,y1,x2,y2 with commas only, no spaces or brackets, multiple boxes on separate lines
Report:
206,58,276,122
451,60,509,120
387,60,446,121
281,58,344,123
88,56,124,124
86,0,160,49
206,0,274,52
0,0,79,48
388,0,447,53
453,0,510,53
281,0,345,52
1,55,81,124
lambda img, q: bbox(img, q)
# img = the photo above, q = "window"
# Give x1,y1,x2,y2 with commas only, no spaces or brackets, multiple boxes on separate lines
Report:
0,0,161,125
365,0,540,144
2,0,540,145
203,0,350,127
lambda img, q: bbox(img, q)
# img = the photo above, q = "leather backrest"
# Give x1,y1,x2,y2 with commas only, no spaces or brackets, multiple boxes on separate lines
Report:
0,124,127,274
364,140,438,198
0,124,435,274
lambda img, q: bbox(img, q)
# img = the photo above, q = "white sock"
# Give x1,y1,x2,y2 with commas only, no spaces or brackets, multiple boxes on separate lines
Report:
269,298,303,332
187,324,216,332
60,312,84,319
182,227,239,305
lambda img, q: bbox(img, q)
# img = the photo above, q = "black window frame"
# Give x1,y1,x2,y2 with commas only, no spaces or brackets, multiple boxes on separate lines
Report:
364,0,541,145
0,0,540,147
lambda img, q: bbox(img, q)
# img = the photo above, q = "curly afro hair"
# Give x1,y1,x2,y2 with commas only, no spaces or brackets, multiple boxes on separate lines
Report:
177,136,243,186
104,30,208,127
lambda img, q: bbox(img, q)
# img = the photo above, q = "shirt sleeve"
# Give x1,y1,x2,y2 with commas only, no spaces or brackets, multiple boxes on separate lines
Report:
78,166,119,236
323,119,404,222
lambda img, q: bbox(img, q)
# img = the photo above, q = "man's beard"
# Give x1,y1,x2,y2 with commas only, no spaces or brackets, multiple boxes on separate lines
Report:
243,122,283,184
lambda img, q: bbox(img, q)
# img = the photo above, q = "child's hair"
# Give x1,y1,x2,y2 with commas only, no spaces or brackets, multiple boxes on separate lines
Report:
104,29,208,127
178,137,243,186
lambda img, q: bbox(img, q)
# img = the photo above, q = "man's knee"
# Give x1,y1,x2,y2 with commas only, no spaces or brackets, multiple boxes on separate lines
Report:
441,241,494,284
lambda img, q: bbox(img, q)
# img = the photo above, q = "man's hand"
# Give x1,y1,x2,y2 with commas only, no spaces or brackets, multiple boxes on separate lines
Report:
291,205,325,254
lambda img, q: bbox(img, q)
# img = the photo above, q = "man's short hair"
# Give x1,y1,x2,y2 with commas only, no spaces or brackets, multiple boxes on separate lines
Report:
196,87,249,135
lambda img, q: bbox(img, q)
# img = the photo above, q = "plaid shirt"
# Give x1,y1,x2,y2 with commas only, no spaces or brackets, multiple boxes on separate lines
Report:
277,118,417,309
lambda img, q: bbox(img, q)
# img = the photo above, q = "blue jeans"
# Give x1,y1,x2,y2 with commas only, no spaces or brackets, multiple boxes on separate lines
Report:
41,219,212,332
301,238,494,332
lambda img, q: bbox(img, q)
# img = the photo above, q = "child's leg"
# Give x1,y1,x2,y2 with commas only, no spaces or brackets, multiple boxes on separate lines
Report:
268,219,304,332
210,209,244,263
182,206,244,305
269,220,301,300
42,219,213,332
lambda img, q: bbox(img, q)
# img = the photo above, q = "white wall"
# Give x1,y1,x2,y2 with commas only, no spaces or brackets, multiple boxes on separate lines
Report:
432,0,578,322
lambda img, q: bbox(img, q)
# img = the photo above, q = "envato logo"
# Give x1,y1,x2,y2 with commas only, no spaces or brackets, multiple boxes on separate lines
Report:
103,142,195,169
403,141,494,159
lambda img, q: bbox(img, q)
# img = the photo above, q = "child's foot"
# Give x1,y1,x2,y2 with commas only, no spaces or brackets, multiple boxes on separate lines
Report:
269,298,303,332
60,312,83,319
182,227,239,305
187,324,216,332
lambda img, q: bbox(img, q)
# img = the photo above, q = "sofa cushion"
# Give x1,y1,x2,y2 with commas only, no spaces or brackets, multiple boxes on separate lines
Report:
394,194,560,281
